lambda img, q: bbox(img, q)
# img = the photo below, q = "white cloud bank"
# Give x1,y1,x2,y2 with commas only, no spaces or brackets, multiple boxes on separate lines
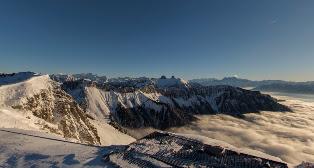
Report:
168,94,314,166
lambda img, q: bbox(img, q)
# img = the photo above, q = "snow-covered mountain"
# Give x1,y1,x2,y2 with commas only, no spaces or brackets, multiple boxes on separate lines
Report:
0,72,307,167
0,73,291,140
59,75,291,129
0,73,134,145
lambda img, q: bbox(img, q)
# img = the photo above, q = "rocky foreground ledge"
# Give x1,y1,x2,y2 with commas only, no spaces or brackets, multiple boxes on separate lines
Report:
103,131,288,168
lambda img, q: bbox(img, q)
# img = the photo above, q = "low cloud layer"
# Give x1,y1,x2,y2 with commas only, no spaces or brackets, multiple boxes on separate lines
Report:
168,94,314,166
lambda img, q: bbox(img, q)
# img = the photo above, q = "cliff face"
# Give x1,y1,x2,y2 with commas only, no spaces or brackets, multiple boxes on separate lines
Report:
60,77,291,130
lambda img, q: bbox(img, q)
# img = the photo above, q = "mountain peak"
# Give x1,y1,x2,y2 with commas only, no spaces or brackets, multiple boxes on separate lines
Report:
155,76,189,88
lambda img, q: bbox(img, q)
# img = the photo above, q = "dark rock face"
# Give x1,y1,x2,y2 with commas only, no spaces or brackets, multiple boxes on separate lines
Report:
113,103,196,129
103,132,288,168
57,78,291,130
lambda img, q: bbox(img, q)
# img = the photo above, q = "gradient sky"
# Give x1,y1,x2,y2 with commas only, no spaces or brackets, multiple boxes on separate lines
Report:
0,0,313,81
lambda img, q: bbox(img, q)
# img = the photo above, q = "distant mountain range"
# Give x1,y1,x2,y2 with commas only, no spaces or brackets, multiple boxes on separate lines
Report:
190,77,314,94
52,73,290,130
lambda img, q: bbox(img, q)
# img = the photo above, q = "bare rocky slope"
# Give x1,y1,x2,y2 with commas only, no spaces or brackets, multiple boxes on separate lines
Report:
19,83,101,144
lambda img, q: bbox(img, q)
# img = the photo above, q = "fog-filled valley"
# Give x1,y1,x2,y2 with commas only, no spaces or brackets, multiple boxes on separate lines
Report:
168,92,314,166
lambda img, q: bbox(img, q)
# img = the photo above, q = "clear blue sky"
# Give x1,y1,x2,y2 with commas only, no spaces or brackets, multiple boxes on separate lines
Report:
0,0,313,81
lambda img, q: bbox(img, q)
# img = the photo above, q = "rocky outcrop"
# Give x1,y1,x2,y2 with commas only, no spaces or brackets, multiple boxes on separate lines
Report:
103,131,288,168
113,103,195,129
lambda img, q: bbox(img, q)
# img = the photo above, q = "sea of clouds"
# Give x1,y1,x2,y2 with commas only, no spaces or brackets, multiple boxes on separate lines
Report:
168,94,314,166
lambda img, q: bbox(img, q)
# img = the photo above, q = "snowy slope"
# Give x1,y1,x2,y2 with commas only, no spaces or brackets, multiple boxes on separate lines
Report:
0,107,53,131
0,128,110,168
84,87,172,121
90,119,135,146
84,87,112,120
